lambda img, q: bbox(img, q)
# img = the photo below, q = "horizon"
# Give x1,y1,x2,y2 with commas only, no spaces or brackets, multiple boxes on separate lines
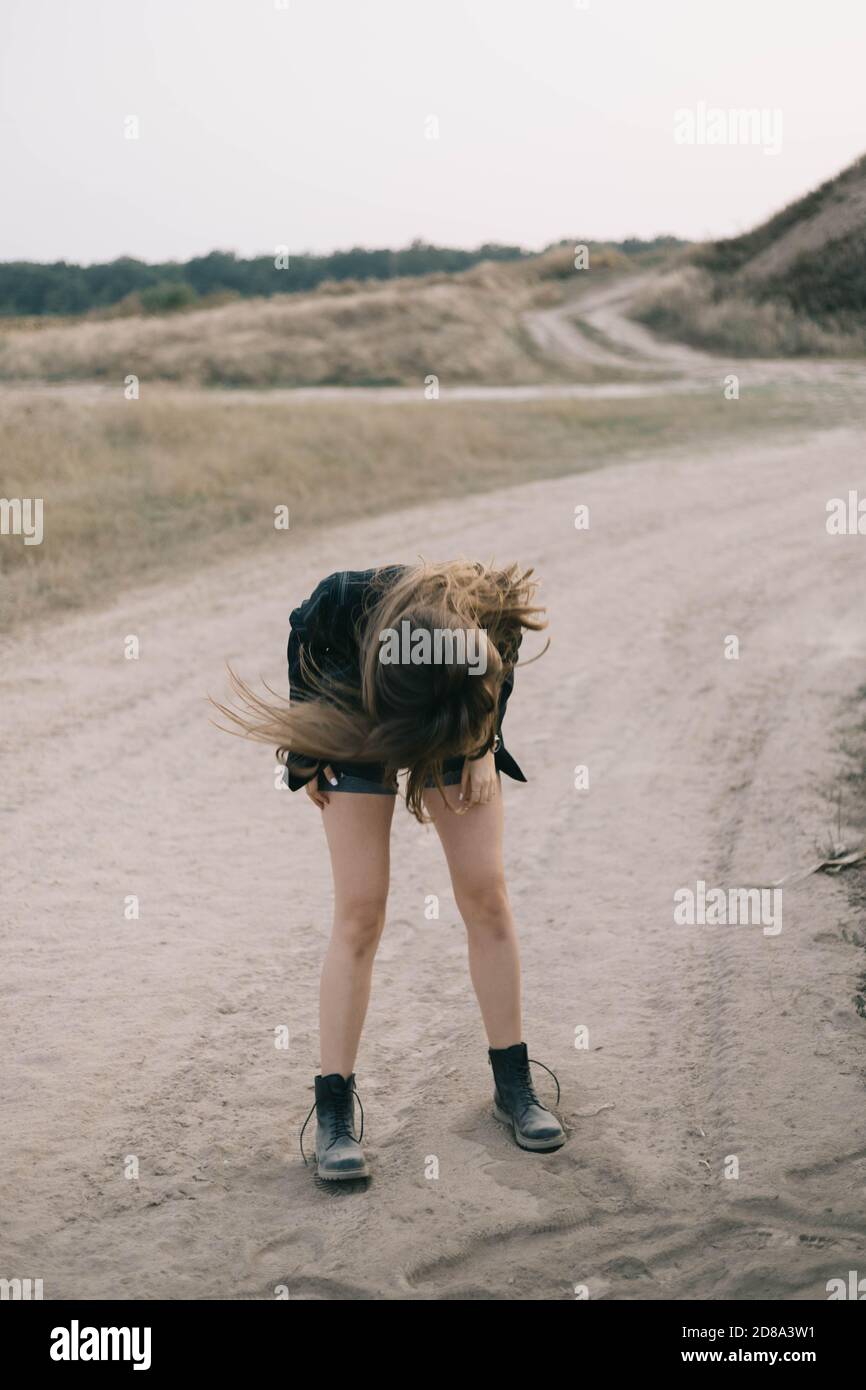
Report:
0,233,687,271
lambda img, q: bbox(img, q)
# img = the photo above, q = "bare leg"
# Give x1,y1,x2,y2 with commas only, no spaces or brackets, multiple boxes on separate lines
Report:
318,792,395,1076
422,779,522,1048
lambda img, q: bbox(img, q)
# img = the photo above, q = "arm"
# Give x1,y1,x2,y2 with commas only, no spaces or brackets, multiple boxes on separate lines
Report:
284,575,339,790
467,626,522,760
287,574,337,702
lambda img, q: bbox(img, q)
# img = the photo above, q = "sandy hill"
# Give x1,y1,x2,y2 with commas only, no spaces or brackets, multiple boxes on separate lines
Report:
699,153,866,318
632,153,866,355
0,246,629,389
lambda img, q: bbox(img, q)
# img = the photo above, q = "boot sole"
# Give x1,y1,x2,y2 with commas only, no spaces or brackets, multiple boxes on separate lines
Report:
493,1102,565,1152
315,1159,370,1181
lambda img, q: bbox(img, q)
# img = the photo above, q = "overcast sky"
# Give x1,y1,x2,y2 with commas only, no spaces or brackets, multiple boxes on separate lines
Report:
1,0,864,264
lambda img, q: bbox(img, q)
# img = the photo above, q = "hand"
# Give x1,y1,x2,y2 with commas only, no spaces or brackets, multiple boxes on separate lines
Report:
459,750,498,807
305,763,338,809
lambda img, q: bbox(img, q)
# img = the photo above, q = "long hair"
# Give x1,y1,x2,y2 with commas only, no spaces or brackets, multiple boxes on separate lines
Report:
214,559,547,821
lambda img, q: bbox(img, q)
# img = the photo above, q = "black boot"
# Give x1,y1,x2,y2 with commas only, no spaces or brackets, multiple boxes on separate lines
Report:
300,1073,369,1180
489,1042,565,1152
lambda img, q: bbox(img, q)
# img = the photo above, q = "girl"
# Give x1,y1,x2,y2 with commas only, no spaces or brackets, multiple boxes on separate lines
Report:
221,560,565,1180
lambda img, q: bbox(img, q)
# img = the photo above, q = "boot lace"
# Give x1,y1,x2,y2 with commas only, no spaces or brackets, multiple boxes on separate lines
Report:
511,1056,562,1114
299,1083,364,1166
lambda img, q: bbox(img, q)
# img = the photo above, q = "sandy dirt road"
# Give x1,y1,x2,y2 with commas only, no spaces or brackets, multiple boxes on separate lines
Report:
2,398,866,1297
526,272,866,394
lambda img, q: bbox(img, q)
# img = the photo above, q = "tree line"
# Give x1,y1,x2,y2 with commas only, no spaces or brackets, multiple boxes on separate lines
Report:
0,237,685,318
0,242,527,317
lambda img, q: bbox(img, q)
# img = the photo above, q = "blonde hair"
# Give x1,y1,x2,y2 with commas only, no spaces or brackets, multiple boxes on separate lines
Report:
214,559,547,821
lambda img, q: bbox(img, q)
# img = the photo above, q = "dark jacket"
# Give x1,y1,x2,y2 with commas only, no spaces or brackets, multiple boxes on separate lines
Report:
284,567,527,790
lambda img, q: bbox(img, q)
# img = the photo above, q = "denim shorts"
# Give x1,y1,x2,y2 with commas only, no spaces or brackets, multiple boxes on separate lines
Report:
316,756,466,795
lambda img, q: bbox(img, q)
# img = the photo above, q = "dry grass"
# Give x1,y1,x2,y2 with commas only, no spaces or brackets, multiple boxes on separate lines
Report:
632,266,866,357
0,257,610,388
0,380,849,632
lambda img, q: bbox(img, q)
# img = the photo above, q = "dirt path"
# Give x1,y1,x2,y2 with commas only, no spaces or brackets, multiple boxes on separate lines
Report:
2,414,865,1298
4,273,863,412
525,272,866,394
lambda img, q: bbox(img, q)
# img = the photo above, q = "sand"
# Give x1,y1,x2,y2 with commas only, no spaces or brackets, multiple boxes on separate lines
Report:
2,414,866,1299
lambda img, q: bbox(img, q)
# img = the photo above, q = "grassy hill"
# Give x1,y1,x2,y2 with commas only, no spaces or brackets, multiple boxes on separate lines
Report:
631,154,866,355
0,246,635,388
